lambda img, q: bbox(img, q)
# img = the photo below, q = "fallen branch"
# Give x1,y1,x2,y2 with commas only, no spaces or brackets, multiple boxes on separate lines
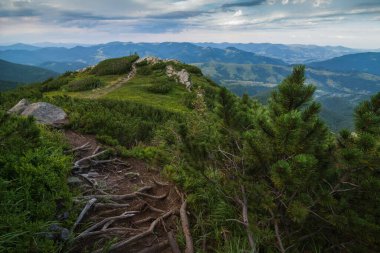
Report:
72,198,97,232
93,210,175,253
180,200,194,253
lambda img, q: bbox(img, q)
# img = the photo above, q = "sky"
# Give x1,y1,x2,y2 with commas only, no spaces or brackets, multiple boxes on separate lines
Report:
0,0,379,48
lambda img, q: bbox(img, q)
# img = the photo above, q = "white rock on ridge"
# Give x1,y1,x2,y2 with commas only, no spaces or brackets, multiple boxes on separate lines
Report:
8,99,68,127
166,65,192,90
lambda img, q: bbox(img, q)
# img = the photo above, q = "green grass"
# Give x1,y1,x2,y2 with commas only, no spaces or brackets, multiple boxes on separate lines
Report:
104,74,190,113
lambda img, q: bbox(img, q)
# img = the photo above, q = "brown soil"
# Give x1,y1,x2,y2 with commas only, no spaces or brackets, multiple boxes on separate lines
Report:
64,130,182,253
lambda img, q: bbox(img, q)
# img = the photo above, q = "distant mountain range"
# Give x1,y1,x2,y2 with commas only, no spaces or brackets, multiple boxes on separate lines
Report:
309,52,380,76
0,59,57,91
0,42,286,73
0,41,379,130
195,42,368,64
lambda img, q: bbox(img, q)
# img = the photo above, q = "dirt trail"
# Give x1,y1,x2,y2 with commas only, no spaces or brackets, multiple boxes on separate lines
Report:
65,130,182,253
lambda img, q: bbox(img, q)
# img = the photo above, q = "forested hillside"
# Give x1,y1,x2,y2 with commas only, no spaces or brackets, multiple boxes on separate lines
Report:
0,56,379,253
0,59,57,91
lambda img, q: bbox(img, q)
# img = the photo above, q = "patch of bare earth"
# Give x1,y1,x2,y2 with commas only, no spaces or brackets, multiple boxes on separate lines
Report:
64,130,183,253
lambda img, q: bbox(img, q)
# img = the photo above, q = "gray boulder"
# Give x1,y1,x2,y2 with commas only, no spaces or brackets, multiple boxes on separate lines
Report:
8,99,68,127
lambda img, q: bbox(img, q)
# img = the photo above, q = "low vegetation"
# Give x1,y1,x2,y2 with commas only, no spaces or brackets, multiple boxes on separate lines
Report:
0,112,72,253
90,55,139,76
64,76,102,91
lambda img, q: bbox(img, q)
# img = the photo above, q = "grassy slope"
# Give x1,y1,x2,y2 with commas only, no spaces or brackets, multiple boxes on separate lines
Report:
104,74,189,113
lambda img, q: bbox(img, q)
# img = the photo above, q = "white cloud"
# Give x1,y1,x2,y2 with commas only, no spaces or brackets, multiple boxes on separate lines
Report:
233,10,243,17
313,0,331,7
282,0,289,4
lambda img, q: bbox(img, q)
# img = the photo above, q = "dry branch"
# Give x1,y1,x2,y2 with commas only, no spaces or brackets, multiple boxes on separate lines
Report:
239,186,256,251
180,200,194,253
93,210,175,253
72,198,97,232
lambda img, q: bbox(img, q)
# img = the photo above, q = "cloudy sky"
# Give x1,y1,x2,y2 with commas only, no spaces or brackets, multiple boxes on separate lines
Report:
0,0,379,48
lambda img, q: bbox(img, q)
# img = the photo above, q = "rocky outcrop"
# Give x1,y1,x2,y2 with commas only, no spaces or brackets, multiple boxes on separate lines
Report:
166,65,192,90
8,99,68,127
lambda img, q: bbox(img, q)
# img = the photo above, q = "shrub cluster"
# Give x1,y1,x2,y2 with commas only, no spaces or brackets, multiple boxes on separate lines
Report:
65,76,102,91
91,55,139,76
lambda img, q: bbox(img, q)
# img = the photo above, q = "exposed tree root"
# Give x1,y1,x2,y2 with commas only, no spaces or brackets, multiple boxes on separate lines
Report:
167,231,181,253
136,240,169,253
72,198,97,232
73,150,108,169
66,142,91,153
180,200,194,253
92,210,176,253
76,211,139,240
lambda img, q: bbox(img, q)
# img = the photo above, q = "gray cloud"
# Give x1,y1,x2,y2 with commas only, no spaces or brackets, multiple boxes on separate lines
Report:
222,0,267,8
147,10,211,20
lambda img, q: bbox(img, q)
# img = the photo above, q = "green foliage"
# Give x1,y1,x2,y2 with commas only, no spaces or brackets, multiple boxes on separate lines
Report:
47,96,182,148
146,76,174,94
91,55,139,76
64,76,102,91
40,75,72,92
0,111,72,253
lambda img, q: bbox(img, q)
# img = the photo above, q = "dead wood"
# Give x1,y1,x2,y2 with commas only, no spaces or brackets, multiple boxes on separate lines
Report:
180,200,194,253
239,185,256,251
92,210,175,253
72,198,97,232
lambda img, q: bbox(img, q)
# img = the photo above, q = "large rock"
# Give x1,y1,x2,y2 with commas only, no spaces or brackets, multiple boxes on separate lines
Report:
8,99,68,127
166,65,192,90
